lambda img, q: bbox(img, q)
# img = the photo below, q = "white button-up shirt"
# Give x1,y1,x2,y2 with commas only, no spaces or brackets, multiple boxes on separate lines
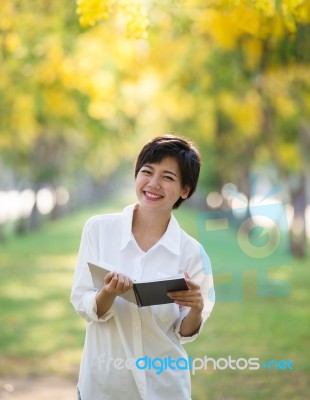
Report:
71,203,215,400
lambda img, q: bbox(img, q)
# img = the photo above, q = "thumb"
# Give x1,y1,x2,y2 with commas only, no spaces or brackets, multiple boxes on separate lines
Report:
184,272,199,290
184,271,192,288
184,271,191,280
104,271,116,284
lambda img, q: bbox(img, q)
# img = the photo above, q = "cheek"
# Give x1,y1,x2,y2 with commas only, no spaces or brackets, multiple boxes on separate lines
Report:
135,176,147,189
164,183,182,196
168,182,183,193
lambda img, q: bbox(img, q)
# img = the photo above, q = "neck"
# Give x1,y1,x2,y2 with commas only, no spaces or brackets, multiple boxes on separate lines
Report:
132,205,172,250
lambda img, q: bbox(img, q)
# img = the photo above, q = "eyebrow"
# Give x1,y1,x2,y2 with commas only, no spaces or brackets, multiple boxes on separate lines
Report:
143,164,177,177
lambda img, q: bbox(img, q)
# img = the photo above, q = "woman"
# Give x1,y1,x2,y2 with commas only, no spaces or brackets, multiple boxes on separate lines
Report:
71,135,215,399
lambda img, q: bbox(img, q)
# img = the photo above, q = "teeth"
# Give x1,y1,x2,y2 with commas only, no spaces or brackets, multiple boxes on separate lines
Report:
145,191,161,199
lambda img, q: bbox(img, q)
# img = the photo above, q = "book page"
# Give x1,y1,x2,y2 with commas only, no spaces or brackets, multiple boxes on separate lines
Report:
87,262,137,305
137,273,184,284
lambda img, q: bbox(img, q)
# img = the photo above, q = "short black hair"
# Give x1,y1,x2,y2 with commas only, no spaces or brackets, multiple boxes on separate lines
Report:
134,134,201,209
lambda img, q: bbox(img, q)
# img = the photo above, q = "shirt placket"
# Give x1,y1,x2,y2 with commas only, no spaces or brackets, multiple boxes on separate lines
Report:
131,253,147,399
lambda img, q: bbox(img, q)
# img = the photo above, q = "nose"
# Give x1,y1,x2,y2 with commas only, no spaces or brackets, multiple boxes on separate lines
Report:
148,174,161,189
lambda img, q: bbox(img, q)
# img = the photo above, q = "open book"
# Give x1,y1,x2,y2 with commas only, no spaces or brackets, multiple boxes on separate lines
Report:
88,262,188,307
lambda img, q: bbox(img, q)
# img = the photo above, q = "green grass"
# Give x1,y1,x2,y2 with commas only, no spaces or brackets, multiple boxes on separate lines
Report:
0,197,129,377
0,199,309,399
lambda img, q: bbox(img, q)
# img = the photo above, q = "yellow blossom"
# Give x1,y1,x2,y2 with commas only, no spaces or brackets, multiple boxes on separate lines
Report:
274,94,298,118
76,0,114,27
198,9,241,49
5,33,20,52
88,100,116,119
0,0,14,31
43,90,77,118
242,38,263,70
219,90,262,137
119,1,149,39
11,95,38,145
278,142,301,170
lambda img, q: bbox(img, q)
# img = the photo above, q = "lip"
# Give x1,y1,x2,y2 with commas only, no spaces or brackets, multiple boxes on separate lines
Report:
143,191,164,201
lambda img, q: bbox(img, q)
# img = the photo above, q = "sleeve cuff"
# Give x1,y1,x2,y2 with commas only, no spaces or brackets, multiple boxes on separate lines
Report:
173,310,204,344
84,291,115,323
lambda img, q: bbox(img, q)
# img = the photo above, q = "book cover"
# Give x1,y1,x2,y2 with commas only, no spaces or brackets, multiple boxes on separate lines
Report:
87,262,188,307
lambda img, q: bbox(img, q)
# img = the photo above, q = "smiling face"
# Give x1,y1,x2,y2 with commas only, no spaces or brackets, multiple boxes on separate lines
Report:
135,157,190,213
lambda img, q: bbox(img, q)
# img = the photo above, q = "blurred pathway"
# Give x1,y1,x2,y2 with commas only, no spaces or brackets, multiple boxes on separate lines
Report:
0,377,77,400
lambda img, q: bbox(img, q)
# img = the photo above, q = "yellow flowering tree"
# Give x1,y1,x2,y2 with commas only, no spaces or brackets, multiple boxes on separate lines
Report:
167,0,309,255
74,0,309,187
1,0,310,251
74,0,309,254
0,1,79,183
0,0,137,186
76,0,149,39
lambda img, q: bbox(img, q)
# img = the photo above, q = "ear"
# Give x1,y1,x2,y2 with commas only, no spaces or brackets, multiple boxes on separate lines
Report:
181,186,190,199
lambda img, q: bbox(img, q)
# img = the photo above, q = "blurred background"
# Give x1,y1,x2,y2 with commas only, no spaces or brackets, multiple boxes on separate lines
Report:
0,1,309,399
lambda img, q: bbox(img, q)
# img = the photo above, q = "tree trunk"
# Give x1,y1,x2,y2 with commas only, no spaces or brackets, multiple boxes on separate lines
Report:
290,177,307,258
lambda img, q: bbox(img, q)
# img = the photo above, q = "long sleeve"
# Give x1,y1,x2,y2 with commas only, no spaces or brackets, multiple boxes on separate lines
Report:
174,243,215,344
70,218,115,323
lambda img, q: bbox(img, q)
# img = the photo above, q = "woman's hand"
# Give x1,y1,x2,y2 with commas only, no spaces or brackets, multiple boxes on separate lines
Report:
167,272,204,312
103,271,133,295
168,272,204,337
96,272,133,318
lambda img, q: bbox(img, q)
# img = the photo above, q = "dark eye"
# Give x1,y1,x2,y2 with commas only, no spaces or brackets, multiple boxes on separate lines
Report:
141,169,151,175
163,175,174,181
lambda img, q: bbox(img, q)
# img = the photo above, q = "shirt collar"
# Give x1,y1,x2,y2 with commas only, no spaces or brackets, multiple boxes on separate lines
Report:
120,203,138,251
120,203,181,255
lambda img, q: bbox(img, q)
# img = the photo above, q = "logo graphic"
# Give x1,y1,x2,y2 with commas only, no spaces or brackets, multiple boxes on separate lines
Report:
97,355,294,374
198,175,291,301
261,359,293,370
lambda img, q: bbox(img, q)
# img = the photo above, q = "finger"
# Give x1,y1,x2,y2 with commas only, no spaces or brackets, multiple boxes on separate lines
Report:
174,301,200,308
116,274,125,291
172,300,193,307
183,272,200,290
168,289,197,297
185,279,200,290
170,294,200,303
104,271,115,284
174,297,203,307
184,271,191,280
122,276,129,290
109,272,119,290
124,276,133,289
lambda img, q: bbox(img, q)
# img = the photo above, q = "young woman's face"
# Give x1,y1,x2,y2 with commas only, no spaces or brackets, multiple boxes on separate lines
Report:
135,156,190,213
